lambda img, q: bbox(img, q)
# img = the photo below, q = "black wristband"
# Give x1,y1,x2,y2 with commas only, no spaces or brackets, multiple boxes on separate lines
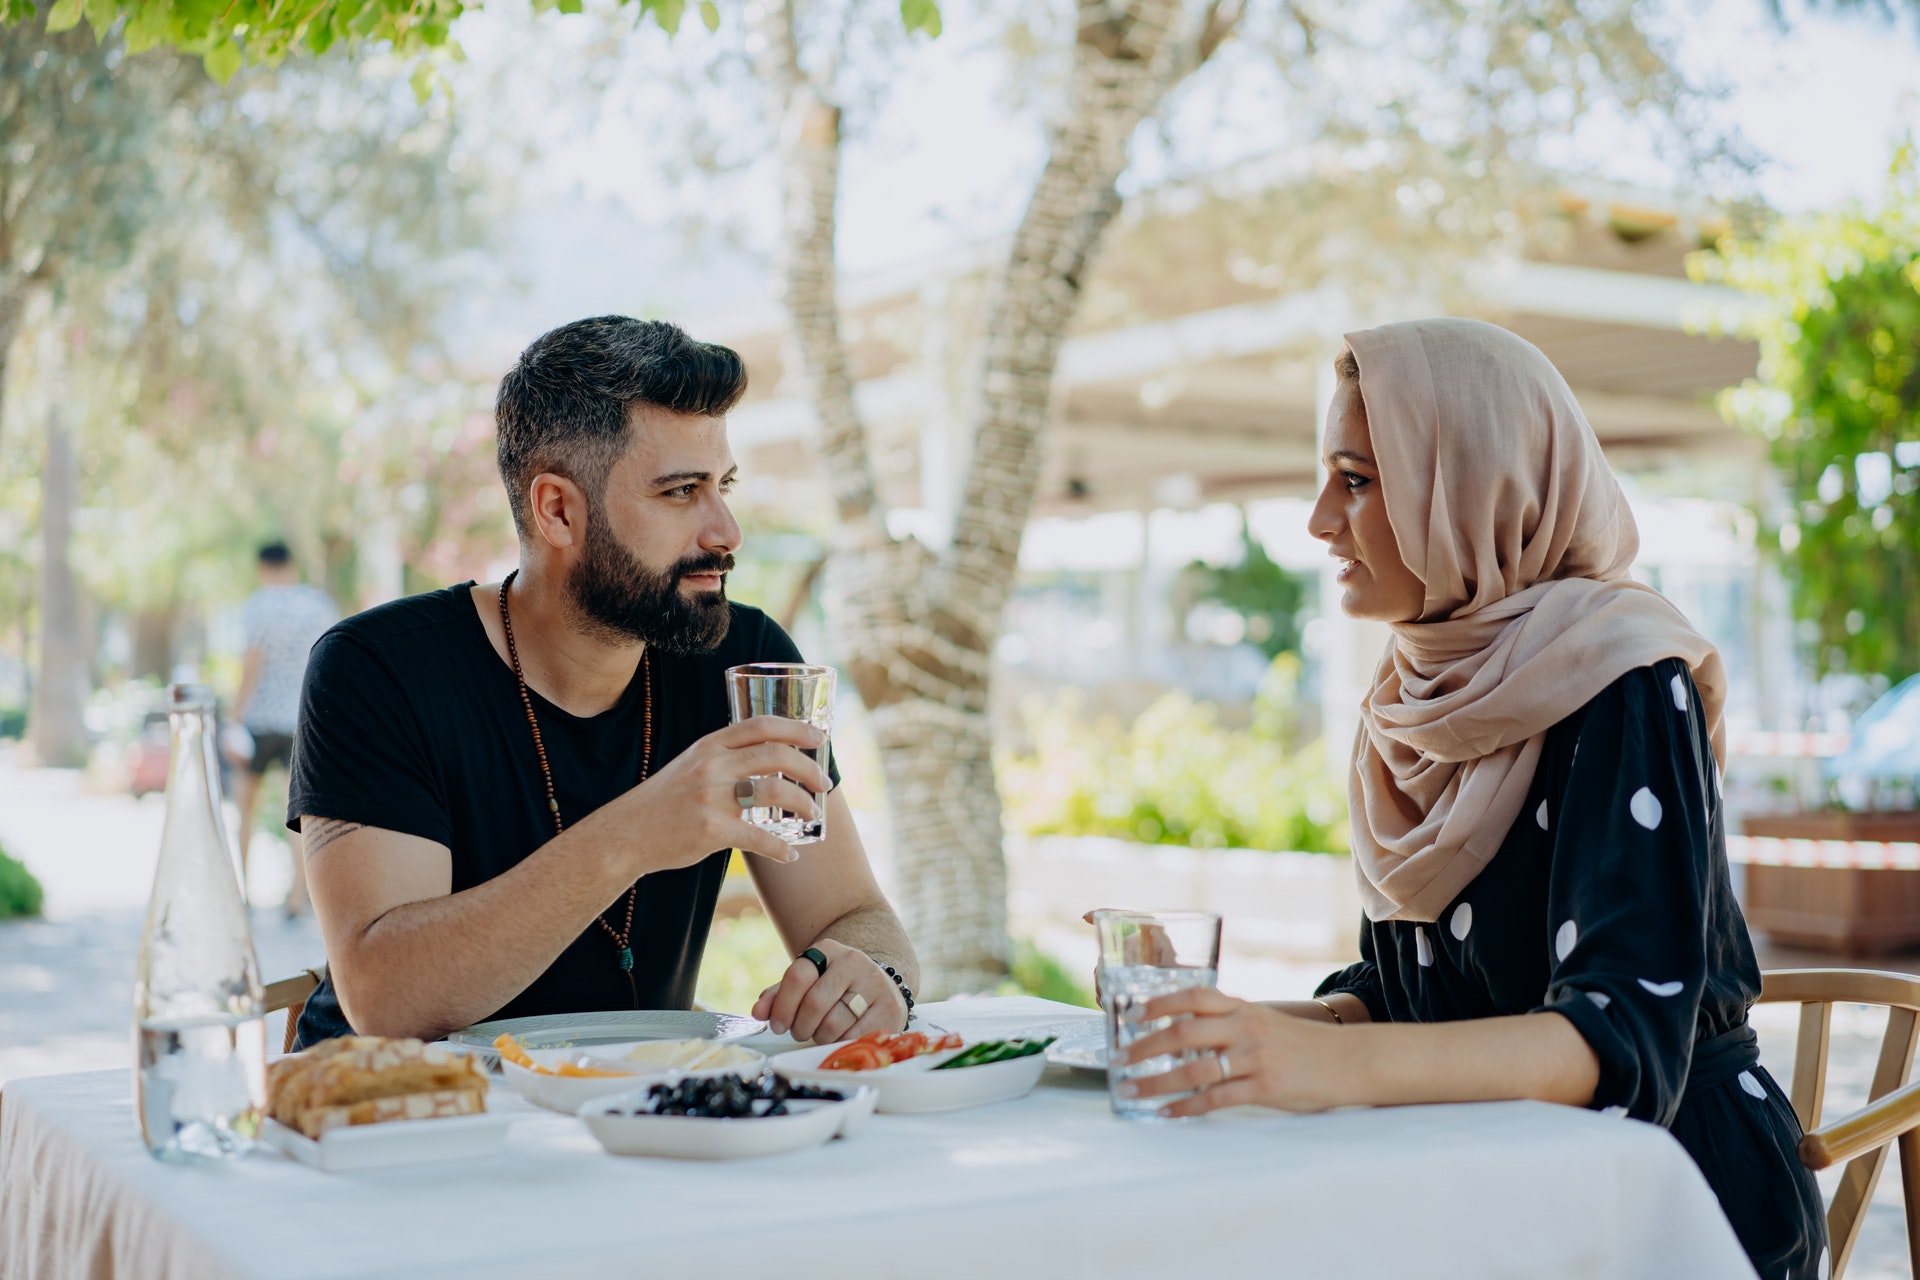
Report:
881,963,915,1028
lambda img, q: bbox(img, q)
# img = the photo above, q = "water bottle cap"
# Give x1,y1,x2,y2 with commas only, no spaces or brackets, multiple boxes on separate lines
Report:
168,683,216,713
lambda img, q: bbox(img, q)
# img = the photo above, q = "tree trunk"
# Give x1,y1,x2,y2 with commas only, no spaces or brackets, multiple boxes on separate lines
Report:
762,0,1234,996
130,605,178,681
29,404,89,768
0,280,31,455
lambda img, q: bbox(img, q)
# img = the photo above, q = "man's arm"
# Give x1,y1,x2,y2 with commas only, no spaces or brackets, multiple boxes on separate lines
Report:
749,788,920,1042
303,716,834,1041
303,812,659,1039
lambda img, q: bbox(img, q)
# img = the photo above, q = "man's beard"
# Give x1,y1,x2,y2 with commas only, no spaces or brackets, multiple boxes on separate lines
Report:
567,518,733,654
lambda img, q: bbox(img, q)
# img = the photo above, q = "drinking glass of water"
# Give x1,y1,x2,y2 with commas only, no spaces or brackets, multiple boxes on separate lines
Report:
724,663,835,845
1093,909,1221,1120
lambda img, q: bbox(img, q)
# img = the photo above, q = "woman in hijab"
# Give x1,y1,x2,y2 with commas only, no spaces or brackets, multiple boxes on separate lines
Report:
1120,318,1825,1280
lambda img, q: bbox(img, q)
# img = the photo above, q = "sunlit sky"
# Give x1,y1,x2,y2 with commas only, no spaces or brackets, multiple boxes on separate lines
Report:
446,0,1920,353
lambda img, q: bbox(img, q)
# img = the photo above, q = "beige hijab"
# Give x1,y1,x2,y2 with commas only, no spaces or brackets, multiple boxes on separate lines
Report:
1344,318,1726,923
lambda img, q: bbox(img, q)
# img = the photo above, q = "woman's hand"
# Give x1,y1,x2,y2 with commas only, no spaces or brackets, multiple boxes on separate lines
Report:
1119,987,1360,1118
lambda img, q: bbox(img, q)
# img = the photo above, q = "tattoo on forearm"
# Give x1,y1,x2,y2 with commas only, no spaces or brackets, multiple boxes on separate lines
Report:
301,818,365,858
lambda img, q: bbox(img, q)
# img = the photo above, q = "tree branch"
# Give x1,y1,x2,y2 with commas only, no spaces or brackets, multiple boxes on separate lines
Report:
752,0,885,533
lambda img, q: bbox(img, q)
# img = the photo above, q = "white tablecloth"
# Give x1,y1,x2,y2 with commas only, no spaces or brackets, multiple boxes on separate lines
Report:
1,996,1757,1280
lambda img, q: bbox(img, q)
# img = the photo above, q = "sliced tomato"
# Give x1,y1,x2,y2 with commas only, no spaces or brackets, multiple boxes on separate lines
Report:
820,1042,890,1071
881,1032,929,1063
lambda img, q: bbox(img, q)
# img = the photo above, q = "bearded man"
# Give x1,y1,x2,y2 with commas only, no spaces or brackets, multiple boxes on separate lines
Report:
287,316,917,1048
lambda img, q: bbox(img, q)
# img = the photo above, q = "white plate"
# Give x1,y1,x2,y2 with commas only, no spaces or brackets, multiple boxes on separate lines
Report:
261,1112,511,1173
771,1042,1048,1113
579,1084,877,1159
1045,1029,1109,1076
447,1011,766,1066
500,1044,768,1114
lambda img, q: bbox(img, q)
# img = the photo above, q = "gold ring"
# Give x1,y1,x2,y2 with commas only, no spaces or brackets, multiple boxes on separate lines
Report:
844,991,871,1020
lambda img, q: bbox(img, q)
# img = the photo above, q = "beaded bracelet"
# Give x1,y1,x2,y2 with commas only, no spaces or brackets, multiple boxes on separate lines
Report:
882,963,915,1028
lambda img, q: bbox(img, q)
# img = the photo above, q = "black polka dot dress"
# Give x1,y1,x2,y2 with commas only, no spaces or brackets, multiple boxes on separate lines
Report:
1317,658,1827,1280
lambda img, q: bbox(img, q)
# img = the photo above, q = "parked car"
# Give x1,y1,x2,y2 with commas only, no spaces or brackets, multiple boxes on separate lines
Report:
127,712,170,799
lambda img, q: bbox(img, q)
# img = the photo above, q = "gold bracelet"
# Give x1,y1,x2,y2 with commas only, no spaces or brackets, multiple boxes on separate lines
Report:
1313,997,1344,1025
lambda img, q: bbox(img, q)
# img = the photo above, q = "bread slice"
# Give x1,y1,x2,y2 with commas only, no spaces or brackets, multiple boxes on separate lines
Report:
304,1041,486,1109
296,1087,486,1138
268,1036,488,1133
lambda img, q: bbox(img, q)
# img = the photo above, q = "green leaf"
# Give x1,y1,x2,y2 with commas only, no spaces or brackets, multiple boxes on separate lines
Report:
555,0,581,12
899,0,940,36
699,0,717,30
43,0,85,33
82,0,116,38
409,61,433,102
124,1,172,52
203,37,242,81
651,0,684,33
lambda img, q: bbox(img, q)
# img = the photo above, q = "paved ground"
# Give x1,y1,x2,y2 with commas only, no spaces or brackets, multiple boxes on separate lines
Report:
0,745,1913,1275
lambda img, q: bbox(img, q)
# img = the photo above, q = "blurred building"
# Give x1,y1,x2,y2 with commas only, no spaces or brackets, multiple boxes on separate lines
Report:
694,189,1801,761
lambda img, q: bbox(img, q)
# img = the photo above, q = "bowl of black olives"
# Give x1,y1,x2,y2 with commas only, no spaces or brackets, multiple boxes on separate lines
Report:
578,1072,878,1159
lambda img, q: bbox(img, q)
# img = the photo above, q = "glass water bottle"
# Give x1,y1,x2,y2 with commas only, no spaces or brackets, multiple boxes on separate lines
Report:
133,682,267,1160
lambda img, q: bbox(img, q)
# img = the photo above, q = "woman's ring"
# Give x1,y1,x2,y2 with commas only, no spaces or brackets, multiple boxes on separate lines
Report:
844,991,871,1019
735,778,759,808
800,947,828,976
1216,1051,1233,1083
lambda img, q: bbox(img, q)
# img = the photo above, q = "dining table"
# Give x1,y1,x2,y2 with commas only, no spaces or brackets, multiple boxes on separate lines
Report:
1,995,1758,1280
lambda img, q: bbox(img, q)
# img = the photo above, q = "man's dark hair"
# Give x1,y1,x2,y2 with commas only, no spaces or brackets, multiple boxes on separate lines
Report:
495,316,749,537
257,542,292,567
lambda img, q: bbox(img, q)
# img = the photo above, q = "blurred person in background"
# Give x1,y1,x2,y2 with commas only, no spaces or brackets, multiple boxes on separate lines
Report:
232,542,339,916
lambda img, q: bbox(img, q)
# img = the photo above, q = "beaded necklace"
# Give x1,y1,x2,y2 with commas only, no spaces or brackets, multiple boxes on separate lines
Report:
498,571,651,1006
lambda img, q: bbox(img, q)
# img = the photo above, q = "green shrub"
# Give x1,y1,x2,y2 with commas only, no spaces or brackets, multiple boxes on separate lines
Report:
695,911,791,1016
1000,937,1096,1008
0,843,45,919
998,654,1349,855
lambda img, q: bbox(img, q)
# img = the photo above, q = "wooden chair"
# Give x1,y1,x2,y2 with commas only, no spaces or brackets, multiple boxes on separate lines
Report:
264,965,327,1054
1759,968,1920,1279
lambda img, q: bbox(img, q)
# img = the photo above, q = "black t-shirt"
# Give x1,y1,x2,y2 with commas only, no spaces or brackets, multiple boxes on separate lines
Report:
286,582,835,1047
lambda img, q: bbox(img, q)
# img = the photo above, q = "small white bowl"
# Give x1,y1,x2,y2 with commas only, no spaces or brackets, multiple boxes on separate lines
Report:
770,1043,1048,1114
579,1083,876,1159
500,1044,767,1114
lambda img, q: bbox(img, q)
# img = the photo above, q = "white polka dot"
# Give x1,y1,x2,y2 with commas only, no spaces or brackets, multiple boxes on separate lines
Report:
1536,799,1549,831
1712,767,1722,801
1738,1070,1766,1099
1638,978,1684,997
1586,991,1612,1010
1630,786,1663,829
1670,673,1688,712
1600,1105,1628,1118
1415,926,1433,967
1556,919,1578,961
1450,902,1473,941
1818,1246,1829,1280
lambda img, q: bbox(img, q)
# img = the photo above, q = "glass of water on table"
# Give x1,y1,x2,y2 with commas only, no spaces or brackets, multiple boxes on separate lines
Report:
724,663,835,845
1093,909,1222,1119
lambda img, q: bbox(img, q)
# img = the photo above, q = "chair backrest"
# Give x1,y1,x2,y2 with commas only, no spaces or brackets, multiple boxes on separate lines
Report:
264,966,327,1055
1758,968,1920,1280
